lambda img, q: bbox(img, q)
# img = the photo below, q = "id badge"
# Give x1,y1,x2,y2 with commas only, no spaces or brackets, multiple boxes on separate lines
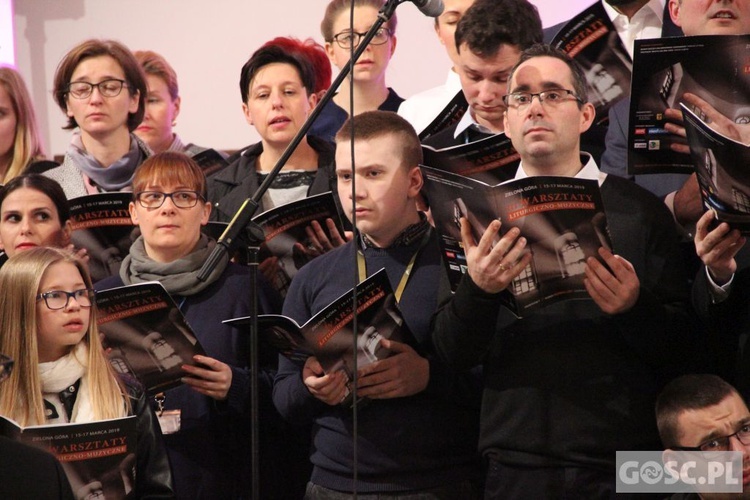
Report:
157,409,181,434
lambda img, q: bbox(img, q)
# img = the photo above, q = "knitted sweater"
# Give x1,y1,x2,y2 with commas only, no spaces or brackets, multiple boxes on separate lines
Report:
273,230,481,493
432,174,698,472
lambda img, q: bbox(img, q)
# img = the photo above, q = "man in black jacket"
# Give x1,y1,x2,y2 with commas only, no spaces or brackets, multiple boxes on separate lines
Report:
432,44,698,498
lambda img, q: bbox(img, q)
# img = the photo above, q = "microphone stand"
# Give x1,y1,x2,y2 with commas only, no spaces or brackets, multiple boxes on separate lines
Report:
197,1,403,498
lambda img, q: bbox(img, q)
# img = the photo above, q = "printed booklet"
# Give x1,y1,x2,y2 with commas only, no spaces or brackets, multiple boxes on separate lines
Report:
0,415,137,499
226,269,414,406
96,281,206,395
682,102,750,234
629,34,750,175
550,0,631,126
190,148,229,177
417,90,468,141
212,191,345,298
68,193,136,283
421,165,612,316
422,131,520,185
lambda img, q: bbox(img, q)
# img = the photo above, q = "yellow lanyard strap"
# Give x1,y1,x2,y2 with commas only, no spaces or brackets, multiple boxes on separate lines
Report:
356,230,430,303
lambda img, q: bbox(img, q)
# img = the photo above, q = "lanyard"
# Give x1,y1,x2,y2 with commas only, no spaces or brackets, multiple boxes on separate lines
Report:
356,230,431,303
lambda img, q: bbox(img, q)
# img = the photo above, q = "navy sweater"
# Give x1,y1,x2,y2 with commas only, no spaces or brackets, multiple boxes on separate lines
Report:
273,230,481,493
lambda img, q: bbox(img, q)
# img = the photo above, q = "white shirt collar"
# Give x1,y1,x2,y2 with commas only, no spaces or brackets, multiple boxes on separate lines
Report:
515,152,608,186
601,0,665,25
453,108,497,138
601,0,665,58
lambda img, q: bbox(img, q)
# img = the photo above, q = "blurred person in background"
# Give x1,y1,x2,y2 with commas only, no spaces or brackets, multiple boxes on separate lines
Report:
0,66,56,181
310,0,402,142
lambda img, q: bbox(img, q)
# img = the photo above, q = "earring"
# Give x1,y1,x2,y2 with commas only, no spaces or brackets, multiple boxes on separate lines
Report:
172,120,177,127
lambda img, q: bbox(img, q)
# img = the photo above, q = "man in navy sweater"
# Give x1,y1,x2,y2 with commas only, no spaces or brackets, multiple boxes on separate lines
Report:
272,111,481,498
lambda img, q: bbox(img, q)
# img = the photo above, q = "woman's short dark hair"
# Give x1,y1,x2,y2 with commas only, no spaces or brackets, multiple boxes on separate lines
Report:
260,37,331,95
53,39,147,132
239,45,315,104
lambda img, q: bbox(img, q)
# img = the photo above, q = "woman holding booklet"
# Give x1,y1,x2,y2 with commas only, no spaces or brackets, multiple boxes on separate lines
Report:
0,246,173,497
207,41,341,238
96,151,287,498
207,40,347,294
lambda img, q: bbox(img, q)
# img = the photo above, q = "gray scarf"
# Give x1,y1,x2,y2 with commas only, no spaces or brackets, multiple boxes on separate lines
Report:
120,234,227,296
67,130,146,191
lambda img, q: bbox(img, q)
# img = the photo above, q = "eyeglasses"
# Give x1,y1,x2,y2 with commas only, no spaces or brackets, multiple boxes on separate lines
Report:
66,79,129,99
37,289,94,310
332,27,392,49
0,354,13,384
135,191,204,209
672,424,750,452
502,89,583,110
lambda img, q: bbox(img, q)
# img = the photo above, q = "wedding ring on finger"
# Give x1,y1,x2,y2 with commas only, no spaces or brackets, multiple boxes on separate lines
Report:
498,262,508,272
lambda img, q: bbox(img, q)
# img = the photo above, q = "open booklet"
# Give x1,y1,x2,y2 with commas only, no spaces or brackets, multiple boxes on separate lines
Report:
225,268,414,407
550,0,631,126
681,103,750,234
211,191,345,298
96,281,206,395
190,148,229,177
422,132,520,185
629,34,750,175
0,415,137,499
68,193,136,283
421,165,612,317
417,90,468,141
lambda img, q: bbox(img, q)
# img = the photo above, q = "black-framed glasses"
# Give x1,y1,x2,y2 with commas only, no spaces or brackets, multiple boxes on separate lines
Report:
66,79,129,99
672,424,750,452
37,289,94,310
502,89,583,110
135,191,204,209
332,27,392,49
0,354,13,384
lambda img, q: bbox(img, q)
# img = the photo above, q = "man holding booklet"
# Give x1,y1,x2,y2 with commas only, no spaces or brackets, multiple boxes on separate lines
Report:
602,0,750,224
431,44,697,498
272,111,482,498
663,0,750,404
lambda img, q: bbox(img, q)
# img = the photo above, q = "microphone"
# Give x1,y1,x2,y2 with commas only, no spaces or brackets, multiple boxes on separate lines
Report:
411,0,444,17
